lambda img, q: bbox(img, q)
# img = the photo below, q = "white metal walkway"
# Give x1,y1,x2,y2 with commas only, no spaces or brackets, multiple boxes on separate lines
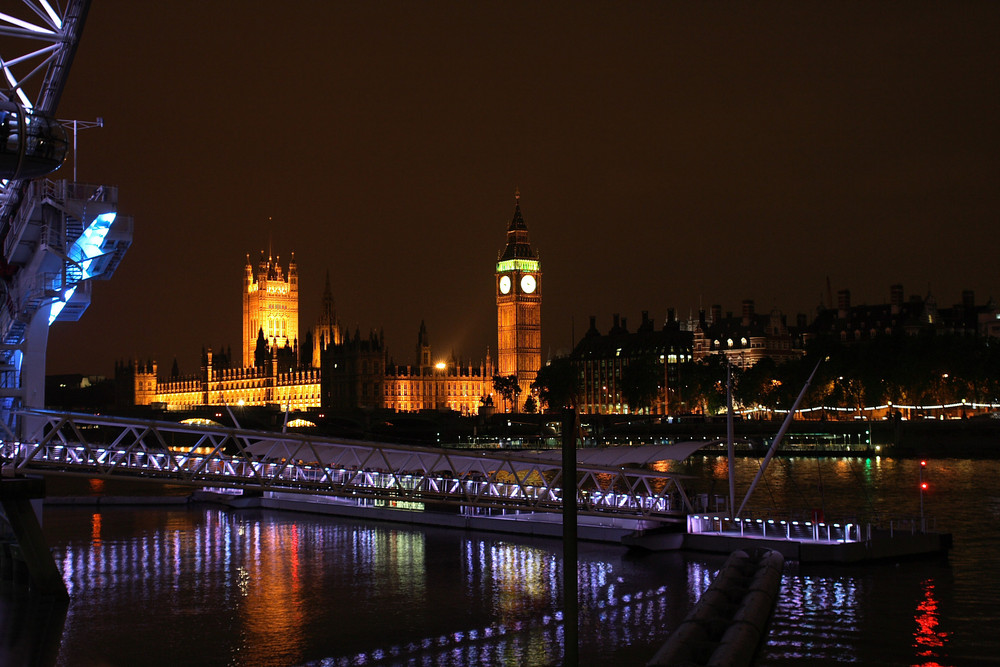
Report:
2,410,707,522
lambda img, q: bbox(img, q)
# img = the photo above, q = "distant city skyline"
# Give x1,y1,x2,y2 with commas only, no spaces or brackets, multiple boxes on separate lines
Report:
41,2,999,376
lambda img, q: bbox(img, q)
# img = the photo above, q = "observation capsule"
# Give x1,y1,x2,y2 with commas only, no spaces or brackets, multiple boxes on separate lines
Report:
0,100,69,180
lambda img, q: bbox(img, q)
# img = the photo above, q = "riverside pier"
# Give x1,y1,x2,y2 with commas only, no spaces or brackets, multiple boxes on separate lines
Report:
2,409,952,566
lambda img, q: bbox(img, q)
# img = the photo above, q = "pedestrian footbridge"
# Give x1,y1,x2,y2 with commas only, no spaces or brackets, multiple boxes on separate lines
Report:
2,410,710,524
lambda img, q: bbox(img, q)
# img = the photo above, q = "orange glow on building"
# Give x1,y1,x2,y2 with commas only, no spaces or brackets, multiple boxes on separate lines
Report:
496,192,542,410
124,199,533,416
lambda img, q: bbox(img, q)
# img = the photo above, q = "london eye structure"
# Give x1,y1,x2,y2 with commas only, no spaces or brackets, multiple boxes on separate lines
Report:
0,1,131,436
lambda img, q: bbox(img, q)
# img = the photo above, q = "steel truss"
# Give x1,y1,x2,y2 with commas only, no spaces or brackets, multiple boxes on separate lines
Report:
3,410,697,521
1,2,120,440
1,0,91,232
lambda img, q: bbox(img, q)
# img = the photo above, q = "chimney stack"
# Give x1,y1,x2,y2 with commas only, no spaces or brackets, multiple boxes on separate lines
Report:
837,289,851,319
890,284,904,315
742,299,755,327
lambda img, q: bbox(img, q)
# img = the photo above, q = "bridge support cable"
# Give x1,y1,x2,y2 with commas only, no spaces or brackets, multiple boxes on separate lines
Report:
736,359,824,519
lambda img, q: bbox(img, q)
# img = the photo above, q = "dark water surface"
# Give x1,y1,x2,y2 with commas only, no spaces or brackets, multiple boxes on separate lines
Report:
1,456,997,666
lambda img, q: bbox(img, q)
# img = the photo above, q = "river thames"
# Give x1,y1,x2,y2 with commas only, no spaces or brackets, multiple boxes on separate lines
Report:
1,455,997,666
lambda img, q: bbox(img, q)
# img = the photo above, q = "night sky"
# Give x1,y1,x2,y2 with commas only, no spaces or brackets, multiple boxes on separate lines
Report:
44,2,999,377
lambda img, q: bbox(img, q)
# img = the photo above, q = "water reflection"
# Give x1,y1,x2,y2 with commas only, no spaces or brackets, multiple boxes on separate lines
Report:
239,521,308,667
89,512,101,547
0,456,996,665
11,507,709,666
913,578,948,665
768,571,862,663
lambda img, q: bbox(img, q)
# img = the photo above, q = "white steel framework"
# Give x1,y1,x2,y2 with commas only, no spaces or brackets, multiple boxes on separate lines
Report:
0,2,131,440
2,410,704,521
1,0,91,228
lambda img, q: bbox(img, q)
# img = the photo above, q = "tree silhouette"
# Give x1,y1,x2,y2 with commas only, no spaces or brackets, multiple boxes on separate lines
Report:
678,355,728,415
492,374,520,413
531,357,582,412
720,332,1000,417
621,357,662,414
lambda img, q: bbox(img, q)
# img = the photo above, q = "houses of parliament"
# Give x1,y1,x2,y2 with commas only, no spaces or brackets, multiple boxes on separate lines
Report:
117,194,543,415
110,189,1000,419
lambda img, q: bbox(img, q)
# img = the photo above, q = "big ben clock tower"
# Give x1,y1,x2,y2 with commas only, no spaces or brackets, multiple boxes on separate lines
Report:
496,190,541,410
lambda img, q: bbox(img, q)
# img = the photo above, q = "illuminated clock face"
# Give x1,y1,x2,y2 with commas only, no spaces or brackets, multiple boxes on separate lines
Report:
499,275,511,294
520,274,537,294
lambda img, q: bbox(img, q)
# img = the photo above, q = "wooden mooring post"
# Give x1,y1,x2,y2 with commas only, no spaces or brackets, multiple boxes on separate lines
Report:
562,408,579,666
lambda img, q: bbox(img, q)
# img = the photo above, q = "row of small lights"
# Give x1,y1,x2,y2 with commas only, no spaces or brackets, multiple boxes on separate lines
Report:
690,516,851,529
742,400,999,415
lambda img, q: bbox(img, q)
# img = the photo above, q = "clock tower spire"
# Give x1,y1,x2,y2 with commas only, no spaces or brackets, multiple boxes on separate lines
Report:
496,190,541,411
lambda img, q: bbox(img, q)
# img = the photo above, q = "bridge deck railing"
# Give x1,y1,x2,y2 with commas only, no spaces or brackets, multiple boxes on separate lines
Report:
3,410,702,521
687,514,867,543
3,440,685,521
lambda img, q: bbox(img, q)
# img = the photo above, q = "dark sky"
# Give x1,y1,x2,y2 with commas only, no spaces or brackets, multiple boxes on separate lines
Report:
45,1,1000,376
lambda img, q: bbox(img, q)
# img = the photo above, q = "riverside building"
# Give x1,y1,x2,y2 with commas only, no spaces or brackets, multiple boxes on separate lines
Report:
571,311,693,415
691,300,804,369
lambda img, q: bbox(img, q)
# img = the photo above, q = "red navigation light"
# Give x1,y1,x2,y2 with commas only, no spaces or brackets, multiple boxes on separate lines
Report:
920,460,927,467
921,482,928,490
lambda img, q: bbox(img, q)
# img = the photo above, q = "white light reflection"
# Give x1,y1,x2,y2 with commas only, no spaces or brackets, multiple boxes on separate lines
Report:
51,508,687,666
304,537,680,666
767,571,861,662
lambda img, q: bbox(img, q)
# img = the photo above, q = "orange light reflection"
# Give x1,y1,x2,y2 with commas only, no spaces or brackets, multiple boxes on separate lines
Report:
290,524,300,589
